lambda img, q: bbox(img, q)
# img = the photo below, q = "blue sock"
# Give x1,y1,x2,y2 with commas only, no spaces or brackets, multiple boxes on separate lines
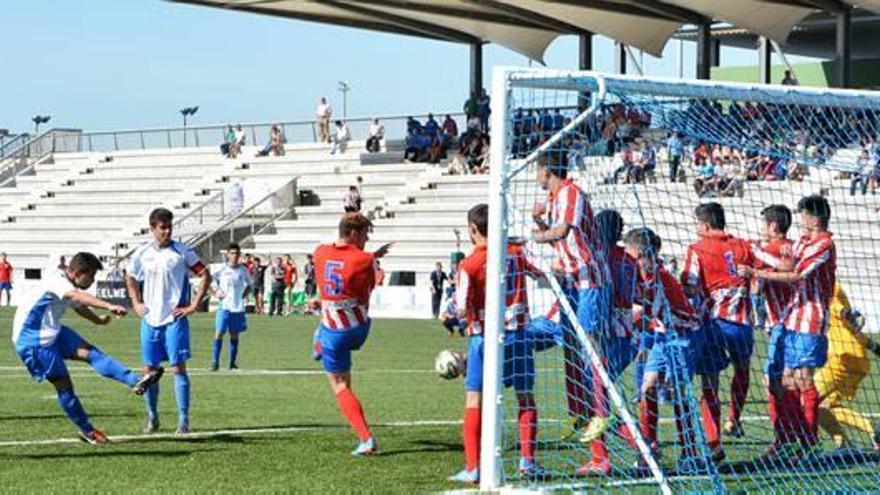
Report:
174,373,190,426
57,387,93,433
87,348,138,387
145,383,159,420
229,338,239,367
212,339,222,365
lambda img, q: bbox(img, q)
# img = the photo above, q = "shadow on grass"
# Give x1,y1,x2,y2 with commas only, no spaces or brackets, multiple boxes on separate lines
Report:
376,439,461,457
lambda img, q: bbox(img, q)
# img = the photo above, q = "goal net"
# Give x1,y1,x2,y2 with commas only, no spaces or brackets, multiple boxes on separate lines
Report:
481,68,880,493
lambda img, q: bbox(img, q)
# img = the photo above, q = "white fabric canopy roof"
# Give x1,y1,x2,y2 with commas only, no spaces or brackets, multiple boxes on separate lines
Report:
172,0,879,61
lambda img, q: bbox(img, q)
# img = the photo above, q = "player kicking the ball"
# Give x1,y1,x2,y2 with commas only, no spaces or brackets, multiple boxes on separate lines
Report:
209,243,253,371
313,212,391,455
450,204,549,484
126,208,211,435
12,252,164,444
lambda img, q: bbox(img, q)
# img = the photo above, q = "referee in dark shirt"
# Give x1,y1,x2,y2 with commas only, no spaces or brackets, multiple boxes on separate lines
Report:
429,262,448,319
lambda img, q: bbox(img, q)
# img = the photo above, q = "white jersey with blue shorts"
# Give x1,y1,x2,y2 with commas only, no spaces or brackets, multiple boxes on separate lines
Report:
128,240,205,367
212,264,252,333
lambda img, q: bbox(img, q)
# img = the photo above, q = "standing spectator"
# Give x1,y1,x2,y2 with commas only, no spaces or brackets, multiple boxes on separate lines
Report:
316,97,332,143
667,132,684,182
429,262,448,319
253,256,266,315
781,70,799,86
442,114,458,143
228,180,244,215
343,186,362,213
268,257,286,316
304,254,317,298
477,89,491,132
463,92,478,120
552,108,565,132
105,259,125,283
283,254,298,315
243,253,256,275
58,255,67,271
365,118,384,153
0,252,12,306
330,120,350,154
851,149,873,195
375,260,385,286
233,124,246,156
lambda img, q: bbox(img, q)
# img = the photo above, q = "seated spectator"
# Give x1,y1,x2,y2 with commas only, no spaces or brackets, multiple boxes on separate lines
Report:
220,124,236,157
343,185,361,213
233,124,246,156
330,120,350,154
424,130,446,164
406,116,422,135
851,149,873,195
424,113,439,136
256,124,285,157
442,114,458,145
692,157,716,196
638,139,657,183
366,118,384,153
764,157,787,181
612,145,635,183
719,157,746,197
447,151,468,175
441,285,465,337
404,128,429,162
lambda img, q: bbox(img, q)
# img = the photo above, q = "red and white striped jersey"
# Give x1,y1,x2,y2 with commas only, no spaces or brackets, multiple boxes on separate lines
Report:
314,243,375,330
545,179,609,289
635,265,700,334
783,232,836,335
505,243,533,331
682,231,754,326
457,245,487,336
608,245,637,338
751,238,795,327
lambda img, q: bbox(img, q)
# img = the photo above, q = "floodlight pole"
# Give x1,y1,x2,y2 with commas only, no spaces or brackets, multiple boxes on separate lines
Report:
337,81,351,120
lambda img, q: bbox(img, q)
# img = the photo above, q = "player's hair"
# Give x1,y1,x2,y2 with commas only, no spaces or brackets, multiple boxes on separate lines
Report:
339,212,373,238
227,243,241,253
68,252,103,273
797,194,831,229
761,204,792,235
694,202,726,230
596,209,624,246
467,203,489,236
148,207,174,226
539,150,567,179
624,228,662,256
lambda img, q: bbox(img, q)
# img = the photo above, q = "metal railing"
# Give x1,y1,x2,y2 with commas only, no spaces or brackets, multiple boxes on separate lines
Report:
0,129,83,188
0,133,30,158
69,112,466,153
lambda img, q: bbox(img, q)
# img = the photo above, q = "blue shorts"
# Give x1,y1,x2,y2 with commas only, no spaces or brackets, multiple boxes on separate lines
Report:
784,331,828,370
141,318,191,367
319,321,371,374
600,335,636,381
645,331,697,380
638,331,656,353
764,324,787,379
465,332,535,393
16,326,85,382
0,281,11,291
710,319,754,364
526,317,563,352
576,286,612,336
692,321,730,375
215,310,247,334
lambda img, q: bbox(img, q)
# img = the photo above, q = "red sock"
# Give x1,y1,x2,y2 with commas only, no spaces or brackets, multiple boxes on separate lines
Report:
700,385,721,448
801,385,820,446
518,408,537,461
590,435,609,464
779,389,806,444
618,421,637,450
729,368,749,424
640,393,658,445
767,389,782,443
565,356,586,418
463,407,481,471
335,389,371,441
591,360,609,418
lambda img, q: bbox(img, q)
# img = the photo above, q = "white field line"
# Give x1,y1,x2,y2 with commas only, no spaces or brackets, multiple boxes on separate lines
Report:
0,420,462,447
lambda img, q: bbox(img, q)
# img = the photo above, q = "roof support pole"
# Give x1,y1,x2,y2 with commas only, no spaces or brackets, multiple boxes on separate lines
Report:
836,7,852,88
614,42,627,75
758,36,772,84
470,42,483,97
696,22,711,80
578,32,593,71
710,38,721,67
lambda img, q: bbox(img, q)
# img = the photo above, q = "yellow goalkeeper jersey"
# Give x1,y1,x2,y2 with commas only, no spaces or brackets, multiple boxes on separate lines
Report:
826,283,870,374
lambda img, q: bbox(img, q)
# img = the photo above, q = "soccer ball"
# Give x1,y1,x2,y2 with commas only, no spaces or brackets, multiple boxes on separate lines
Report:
435,349,464,380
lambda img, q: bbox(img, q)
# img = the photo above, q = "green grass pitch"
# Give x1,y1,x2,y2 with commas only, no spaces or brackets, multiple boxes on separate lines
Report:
1,307,878,493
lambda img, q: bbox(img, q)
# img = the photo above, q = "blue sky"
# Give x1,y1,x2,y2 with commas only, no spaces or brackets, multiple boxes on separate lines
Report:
0,0,811,134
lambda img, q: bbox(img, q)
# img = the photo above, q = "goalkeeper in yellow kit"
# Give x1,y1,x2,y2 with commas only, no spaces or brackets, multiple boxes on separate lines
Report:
816,282,880,451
